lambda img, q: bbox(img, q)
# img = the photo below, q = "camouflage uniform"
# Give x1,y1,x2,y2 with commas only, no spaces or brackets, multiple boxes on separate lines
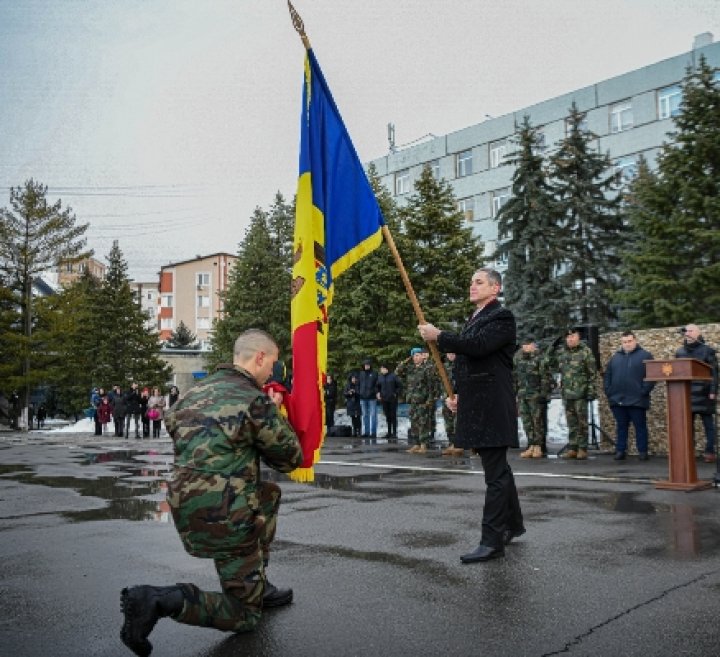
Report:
557,342,597,451
513,349,552,448
396,358,437,446
164,364,303,632
442,359,456,442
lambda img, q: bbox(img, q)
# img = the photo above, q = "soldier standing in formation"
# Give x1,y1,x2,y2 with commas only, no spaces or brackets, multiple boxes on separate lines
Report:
396,347,437,454
441,353,463,456
120,329,302,657
557,328,597,460
515,338,552,459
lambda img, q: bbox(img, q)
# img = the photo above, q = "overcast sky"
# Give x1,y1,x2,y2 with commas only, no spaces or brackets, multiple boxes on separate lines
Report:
1,0,718,280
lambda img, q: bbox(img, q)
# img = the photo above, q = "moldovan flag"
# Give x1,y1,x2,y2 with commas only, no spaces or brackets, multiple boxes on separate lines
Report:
288,48,384,482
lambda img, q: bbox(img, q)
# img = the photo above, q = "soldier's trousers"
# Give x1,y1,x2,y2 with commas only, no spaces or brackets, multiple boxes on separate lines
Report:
174,481,281,632
519,398,546,447
564,398,589,450
409,401,434,445
442,405,456,442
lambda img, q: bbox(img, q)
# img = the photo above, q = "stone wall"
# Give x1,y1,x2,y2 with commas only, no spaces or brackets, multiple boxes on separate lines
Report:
598,323,720,455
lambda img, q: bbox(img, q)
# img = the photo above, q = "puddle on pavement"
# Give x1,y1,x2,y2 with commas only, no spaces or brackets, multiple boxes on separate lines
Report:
3,448,173,524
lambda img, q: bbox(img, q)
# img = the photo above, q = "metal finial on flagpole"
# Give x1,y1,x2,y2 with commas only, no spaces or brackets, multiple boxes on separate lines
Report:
287,1,311,50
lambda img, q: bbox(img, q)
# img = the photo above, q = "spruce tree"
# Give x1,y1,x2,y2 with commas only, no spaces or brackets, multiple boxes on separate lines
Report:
209,194,293,370
166,320,198,349
619,57,720,326
33,270,102,416
93,242,171,388
0,179,90,420
496,116,567,340
549,103,624,328
399,165,484,329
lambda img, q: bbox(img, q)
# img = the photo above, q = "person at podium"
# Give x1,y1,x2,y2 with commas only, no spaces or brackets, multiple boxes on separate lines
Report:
675,324,718,463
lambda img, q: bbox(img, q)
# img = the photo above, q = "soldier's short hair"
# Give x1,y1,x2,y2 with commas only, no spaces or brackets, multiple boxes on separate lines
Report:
621,330,636,338
233,329,278,361
477,267,502,288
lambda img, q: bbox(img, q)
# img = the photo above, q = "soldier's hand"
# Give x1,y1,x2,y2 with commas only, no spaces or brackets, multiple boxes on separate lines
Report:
268,390,285,407
445,395,458,413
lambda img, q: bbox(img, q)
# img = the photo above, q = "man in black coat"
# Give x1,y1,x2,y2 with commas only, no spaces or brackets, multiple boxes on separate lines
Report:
377,365,402,439
419,267,524,563
675,324,718,462
604,331,655,461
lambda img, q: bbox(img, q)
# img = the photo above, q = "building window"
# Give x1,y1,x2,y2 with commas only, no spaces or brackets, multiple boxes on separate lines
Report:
429,159,440,180
492,189,510,217
489,140,508,168
610,101,633,133
395,170,410,195
456,149,473,178
161,318,174,330
458,198,475,222
658,85,682,119
197,273,210,286
197,295,210,308
614,156,638,183
161,294,173,308
196,317,211,329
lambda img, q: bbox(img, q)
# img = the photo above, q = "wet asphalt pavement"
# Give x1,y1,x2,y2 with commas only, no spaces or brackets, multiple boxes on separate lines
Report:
1,429,720,657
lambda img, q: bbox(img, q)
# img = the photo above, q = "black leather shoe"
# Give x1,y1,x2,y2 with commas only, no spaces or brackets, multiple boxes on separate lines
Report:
613,451,626,460
460,544,504,564
638,452,649,461
503,527,527,546
263,581,293,608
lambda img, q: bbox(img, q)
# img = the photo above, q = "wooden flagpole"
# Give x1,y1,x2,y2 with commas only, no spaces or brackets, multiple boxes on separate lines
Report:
287,0,454,399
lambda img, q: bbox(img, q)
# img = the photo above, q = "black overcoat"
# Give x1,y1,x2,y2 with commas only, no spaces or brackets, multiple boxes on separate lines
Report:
437,300,517,449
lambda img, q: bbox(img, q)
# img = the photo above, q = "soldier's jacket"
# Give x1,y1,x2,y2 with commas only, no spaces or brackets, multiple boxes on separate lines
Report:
396,358,437,405
165,364,303,559
557,343,597,400
513,350,552,401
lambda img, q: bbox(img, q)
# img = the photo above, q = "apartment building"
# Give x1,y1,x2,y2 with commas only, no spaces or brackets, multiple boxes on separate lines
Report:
57,256,106,286
129,281,159,332
367,34,719,268
157,253,237,349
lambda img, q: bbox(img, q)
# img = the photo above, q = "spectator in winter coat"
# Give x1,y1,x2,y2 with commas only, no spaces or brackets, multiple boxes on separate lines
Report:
604,331,654,461
168,385,180,407
675,324,718,462
357,360,379,437
147,387,166,438
124,383,142,439
97,396,113,435
343,375,362,437
377,365,402,439
113,387,127,437
323,375,338,429
140,388,151,438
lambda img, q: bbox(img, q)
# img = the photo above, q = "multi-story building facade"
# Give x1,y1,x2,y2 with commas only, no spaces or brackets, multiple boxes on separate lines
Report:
157,253,236,349
57,256,106,286
368,34,719,268
129,281,160,332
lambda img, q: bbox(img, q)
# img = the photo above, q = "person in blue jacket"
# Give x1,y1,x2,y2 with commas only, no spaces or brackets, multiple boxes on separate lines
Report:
604,331,655,461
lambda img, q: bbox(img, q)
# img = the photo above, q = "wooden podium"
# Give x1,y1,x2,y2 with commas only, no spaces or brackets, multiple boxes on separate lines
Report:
645,358,713,491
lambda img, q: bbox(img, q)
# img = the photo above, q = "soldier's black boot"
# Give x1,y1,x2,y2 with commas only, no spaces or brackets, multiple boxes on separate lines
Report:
262,581,293,608
120,585,185,657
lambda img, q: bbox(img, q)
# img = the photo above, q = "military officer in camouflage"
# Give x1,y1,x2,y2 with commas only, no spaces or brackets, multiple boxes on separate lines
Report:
514,338,552,459
120,329,303,657
396,347,437,454
557,328,597,460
